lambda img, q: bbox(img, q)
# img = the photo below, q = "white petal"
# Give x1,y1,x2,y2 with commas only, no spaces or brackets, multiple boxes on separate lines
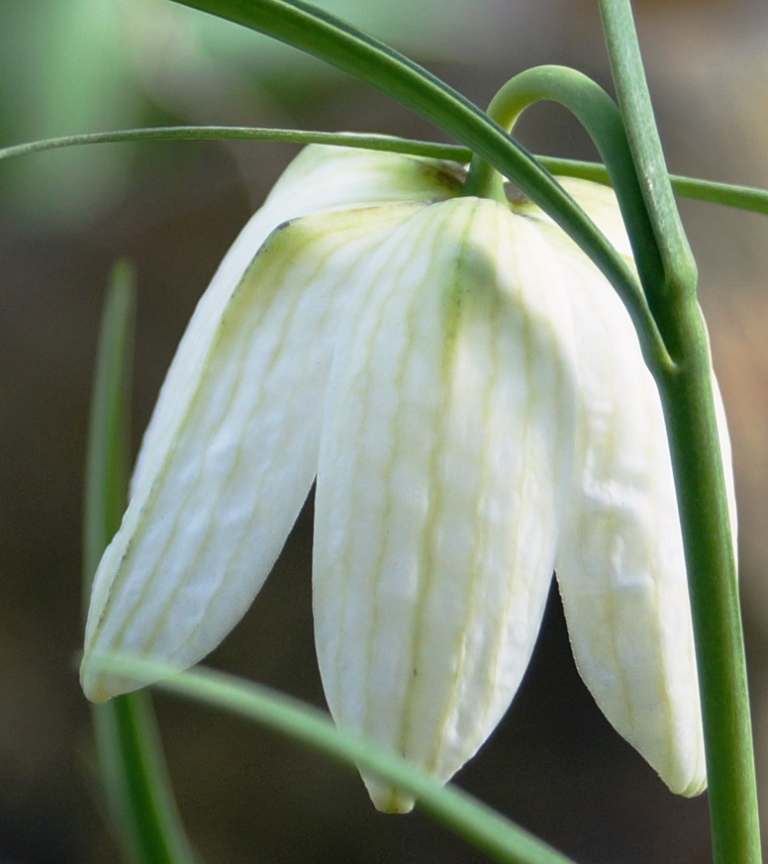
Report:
539,182,737,797
556,255,704,795
132,145,461,494
313,197,578,812
81,203,424,701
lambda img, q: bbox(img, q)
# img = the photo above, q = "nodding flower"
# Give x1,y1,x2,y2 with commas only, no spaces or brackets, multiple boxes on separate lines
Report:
81,143,736,813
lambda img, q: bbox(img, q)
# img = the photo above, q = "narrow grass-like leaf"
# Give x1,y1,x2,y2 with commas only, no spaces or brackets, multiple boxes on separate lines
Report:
540,159,768,216
83,262,199,864
90,653,579,864
83,261,134,589
0,127,469,164
3,127,767,217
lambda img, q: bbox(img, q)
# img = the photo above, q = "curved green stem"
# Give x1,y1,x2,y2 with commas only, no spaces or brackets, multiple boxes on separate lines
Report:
462,64,669,374
89,654,578,864
84,263,199,864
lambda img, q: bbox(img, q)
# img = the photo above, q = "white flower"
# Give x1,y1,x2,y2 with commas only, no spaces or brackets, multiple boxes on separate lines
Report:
80,144,736,812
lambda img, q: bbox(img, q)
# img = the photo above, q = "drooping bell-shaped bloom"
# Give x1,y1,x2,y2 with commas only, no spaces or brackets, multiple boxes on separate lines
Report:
80,144,736,812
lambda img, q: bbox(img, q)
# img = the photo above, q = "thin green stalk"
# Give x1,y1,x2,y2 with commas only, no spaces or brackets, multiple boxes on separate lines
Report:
540,158,768,216
597,0,696,305
83,262,134,604
84,262,198,864
598,4,761,864
0,126,469,164
3,127,768,217
89,654,577,864
657,312,758,864
90,693,199,864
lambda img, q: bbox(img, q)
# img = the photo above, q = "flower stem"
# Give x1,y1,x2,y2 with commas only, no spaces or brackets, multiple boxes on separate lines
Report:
596,0,695,296
462,64,669,374
597,2,762,862
658,306,761,864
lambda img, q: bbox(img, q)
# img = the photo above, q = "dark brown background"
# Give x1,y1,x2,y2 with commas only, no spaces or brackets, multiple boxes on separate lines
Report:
1,1,767,861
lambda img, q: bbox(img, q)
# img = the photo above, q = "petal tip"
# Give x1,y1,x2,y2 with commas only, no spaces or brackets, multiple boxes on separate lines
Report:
79,650,165,703
366,780,416,815
664,766,707,799
79,664,118,704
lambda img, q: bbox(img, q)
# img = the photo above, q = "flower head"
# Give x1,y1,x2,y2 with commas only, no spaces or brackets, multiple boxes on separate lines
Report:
81,144,736,812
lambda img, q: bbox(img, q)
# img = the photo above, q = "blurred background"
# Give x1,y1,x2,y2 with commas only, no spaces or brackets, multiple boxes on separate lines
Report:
1,0,767,861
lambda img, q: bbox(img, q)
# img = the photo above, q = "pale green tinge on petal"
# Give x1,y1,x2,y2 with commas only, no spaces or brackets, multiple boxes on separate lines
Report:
260,143,464,214
539,183,737,798
83,144,456,701
132,145,461,497
313,197,578,812
81,202,426,702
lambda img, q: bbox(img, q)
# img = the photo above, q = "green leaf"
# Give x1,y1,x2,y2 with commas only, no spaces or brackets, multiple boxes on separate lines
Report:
90,654,579,864
83,262,199,864
3,126,767,218
0,126,469,164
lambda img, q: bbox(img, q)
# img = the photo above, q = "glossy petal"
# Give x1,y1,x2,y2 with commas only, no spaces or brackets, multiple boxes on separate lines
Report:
313,197,578,812
81,202,427,701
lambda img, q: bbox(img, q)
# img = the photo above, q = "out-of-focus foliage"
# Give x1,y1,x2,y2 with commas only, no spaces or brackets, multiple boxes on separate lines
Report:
0,0,525,224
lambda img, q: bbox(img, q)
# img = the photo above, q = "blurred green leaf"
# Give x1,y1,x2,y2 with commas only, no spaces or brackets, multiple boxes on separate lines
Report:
0,0,506,224
84,262,199,864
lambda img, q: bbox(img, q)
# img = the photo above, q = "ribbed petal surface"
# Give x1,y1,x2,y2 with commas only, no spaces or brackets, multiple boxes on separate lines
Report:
82,203,426,701
132,145,461,494
533,180,736,797
313,197,578,812
556,241,705,795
